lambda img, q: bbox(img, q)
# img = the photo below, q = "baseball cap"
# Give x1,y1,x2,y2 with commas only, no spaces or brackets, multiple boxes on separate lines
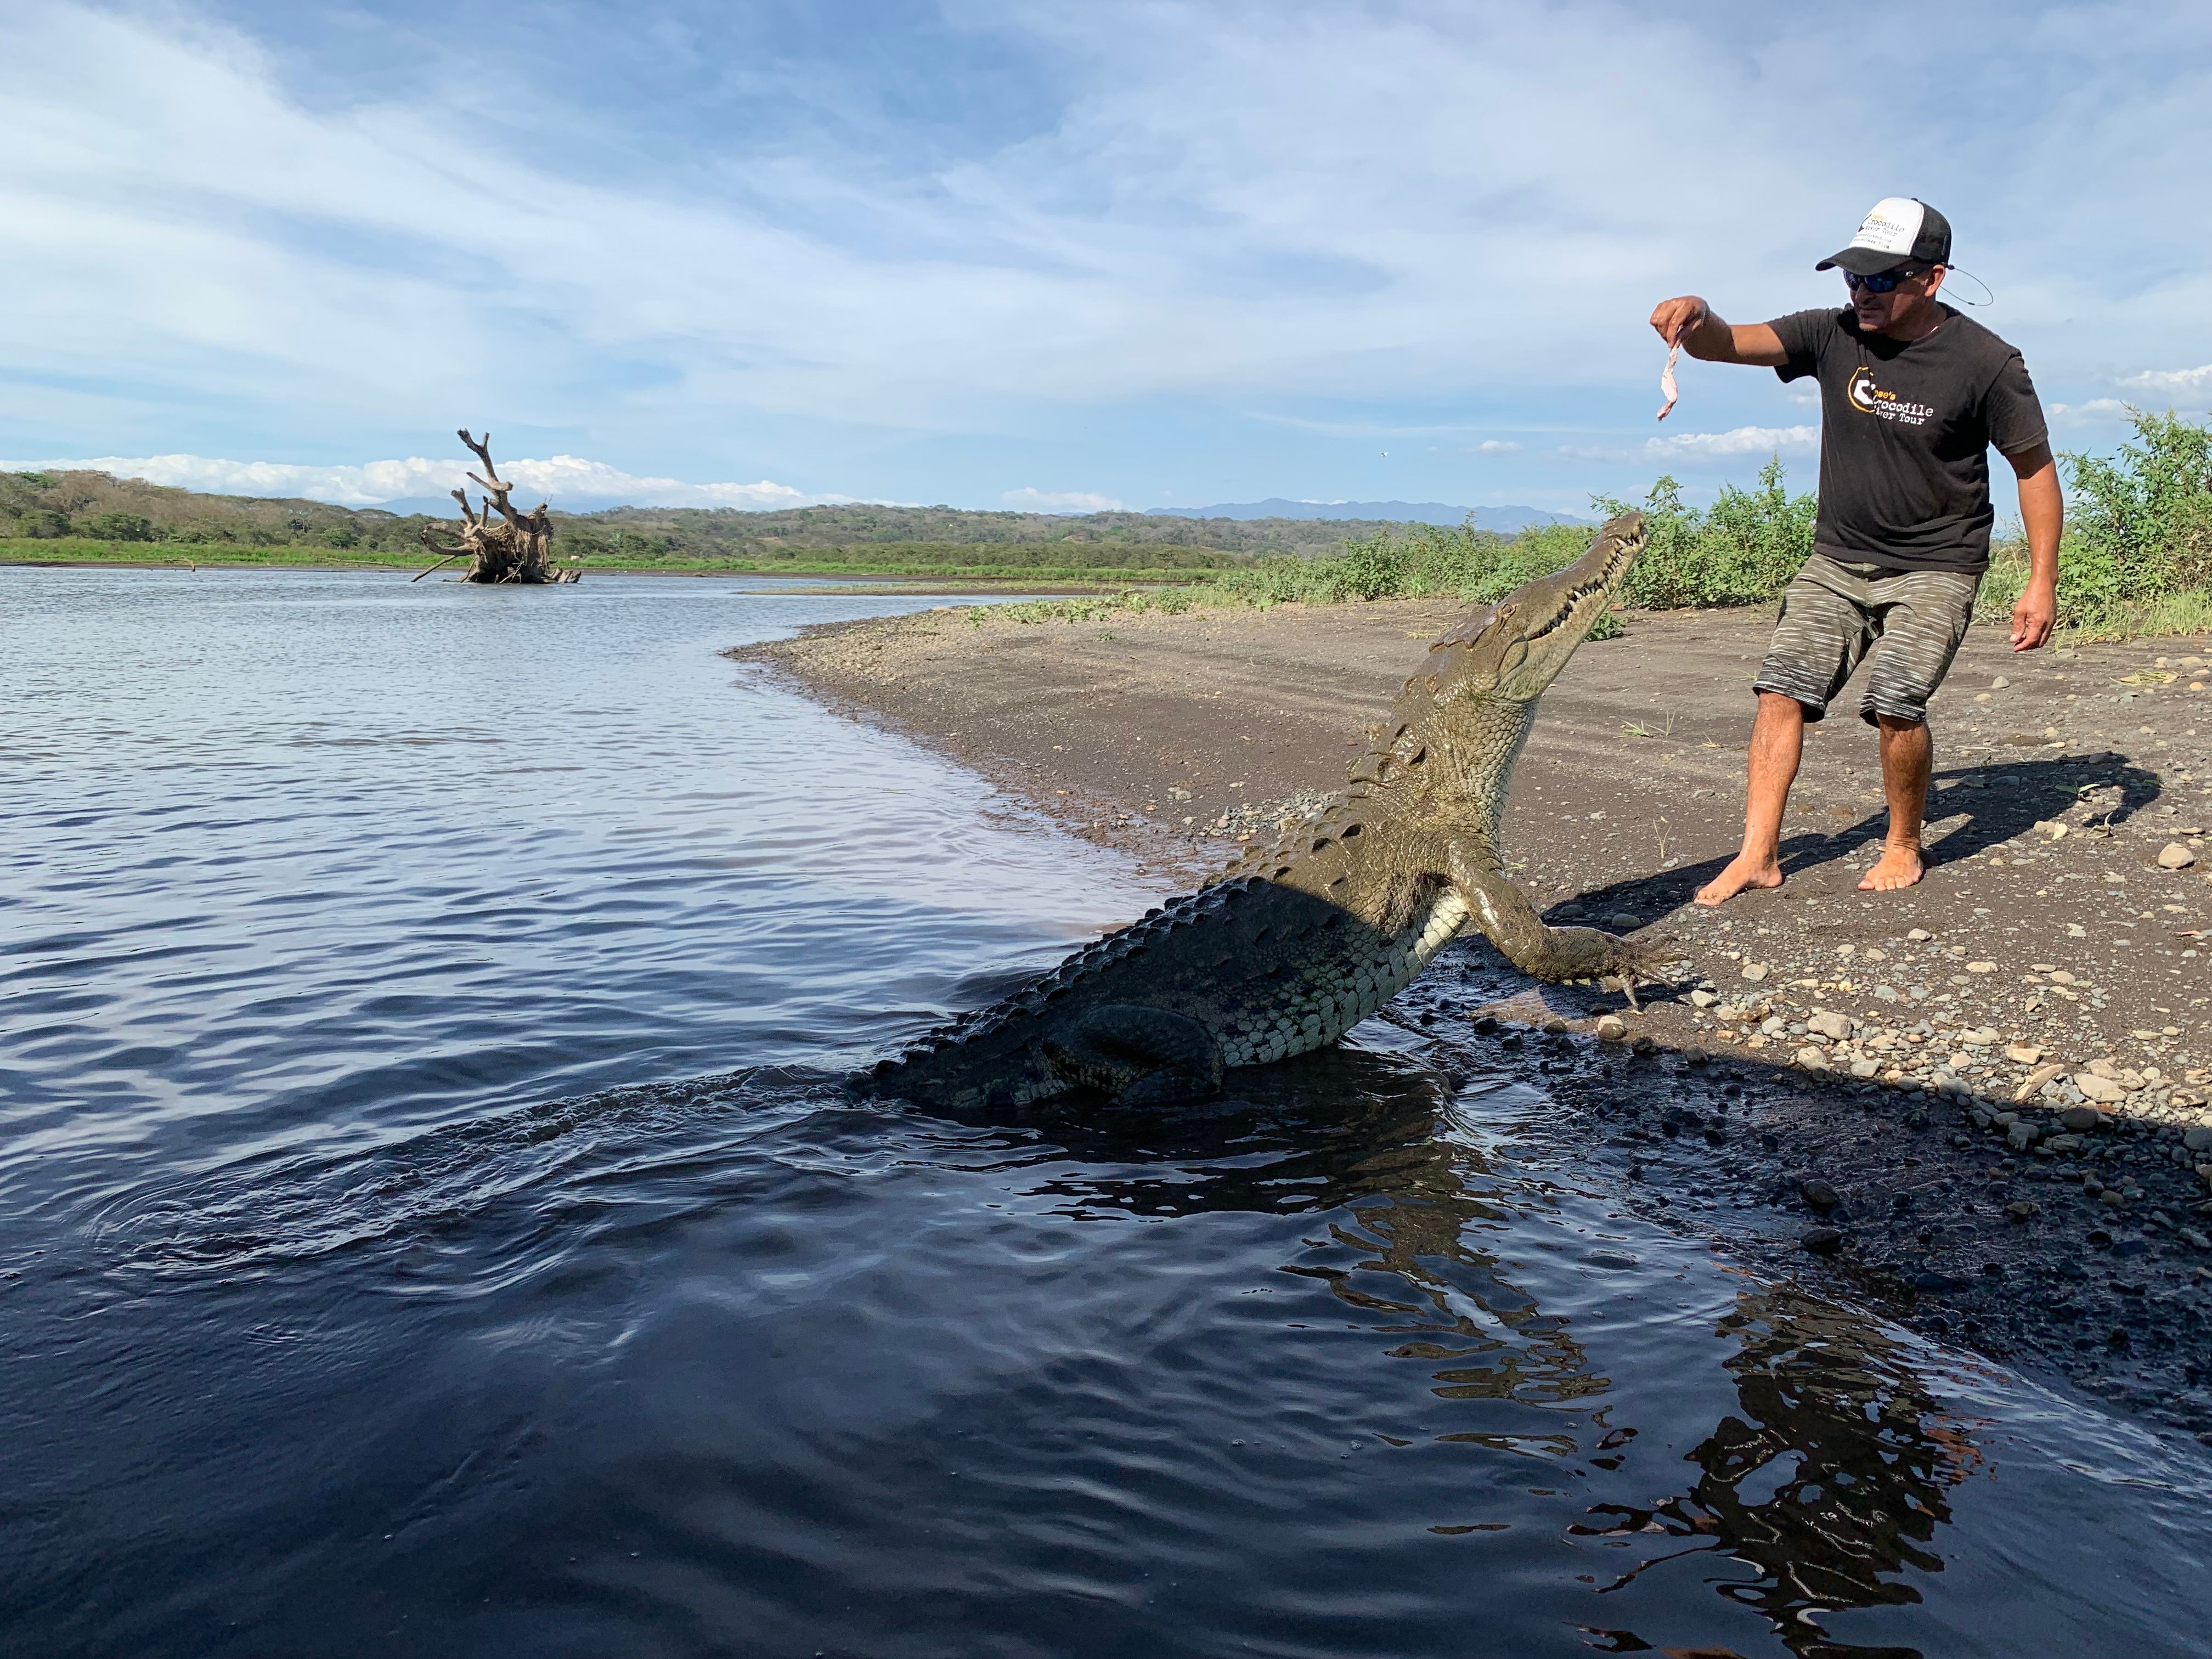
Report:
1815,197,1953,275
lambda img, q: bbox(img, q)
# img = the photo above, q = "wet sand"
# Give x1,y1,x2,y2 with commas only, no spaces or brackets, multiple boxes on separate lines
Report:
736,599,2212,1436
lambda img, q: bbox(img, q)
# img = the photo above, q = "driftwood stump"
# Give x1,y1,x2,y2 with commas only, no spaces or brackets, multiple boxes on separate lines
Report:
417,430,580,584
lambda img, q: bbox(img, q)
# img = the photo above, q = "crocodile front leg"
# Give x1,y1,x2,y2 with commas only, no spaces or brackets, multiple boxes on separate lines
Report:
1447,847,1652,1009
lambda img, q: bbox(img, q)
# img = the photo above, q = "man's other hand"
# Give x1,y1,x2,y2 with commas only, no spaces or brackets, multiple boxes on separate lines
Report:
2006,442,2062,651
2011,580,2057,652
1650,296,1708,346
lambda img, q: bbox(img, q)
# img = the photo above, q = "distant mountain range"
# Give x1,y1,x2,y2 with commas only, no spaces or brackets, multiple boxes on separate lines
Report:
1148,499,1581,531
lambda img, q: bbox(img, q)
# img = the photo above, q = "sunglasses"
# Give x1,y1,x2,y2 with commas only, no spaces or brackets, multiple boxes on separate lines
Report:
1844,267,1926,294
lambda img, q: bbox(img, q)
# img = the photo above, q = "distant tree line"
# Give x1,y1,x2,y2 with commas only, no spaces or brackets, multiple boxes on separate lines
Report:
0,471,1405,565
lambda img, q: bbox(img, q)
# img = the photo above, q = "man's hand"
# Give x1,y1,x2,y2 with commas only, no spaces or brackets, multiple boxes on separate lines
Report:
1646,300,1789,367
2011,579,2056,651
1650,296,1708,347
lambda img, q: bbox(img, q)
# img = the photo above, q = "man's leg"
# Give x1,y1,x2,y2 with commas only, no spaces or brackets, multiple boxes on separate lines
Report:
1697,560,1872,908
1855,568,1977,894
1696,691,1807,905
1861,715,1933,889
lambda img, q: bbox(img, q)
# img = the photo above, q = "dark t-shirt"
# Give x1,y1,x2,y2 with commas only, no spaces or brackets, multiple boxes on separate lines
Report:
1770,304,2047,573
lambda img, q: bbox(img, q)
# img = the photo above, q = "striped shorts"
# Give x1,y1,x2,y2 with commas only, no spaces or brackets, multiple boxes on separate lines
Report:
1754,556,1980,726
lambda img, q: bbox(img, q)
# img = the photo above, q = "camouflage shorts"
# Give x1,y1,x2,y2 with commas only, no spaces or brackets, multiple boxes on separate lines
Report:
1754,556,1981,726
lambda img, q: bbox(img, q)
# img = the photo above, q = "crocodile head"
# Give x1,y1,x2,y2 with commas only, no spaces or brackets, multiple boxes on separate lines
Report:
1420,511,1645,703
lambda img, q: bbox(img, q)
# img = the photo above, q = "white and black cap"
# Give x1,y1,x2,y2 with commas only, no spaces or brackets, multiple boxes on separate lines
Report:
1815,197,1953,274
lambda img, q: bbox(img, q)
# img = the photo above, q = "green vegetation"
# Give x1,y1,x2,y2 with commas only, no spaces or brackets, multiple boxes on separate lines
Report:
986,417,2212,644
0,533,1219,585
564,504,1374,561
981,460,1818,629
0,469,1397,581
13,411,2210,636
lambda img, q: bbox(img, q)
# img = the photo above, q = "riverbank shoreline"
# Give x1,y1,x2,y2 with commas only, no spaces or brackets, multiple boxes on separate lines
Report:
736,597,2212,1437
0,555,1170,594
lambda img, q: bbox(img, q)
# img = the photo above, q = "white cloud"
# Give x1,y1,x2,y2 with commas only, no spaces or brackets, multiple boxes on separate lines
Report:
1477,439,1522,454
2121,365,2212,394
9,453,850,510
2046,398,2132,421
1001,487,1128,512
1,1,2208,503
1645,425,1819,459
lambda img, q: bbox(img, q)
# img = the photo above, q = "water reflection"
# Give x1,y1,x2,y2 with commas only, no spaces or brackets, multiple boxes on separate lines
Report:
935,1047,2019,1656
1575,1286,1988,1658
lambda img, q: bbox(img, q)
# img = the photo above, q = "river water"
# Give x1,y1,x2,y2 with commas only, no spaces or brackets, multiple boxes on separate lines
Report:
2,566,2207,1658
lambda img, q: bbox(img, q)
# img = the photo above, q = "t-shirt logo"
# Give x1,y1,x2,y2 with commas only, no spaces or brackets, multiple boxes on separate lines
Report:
1846,365,1936,427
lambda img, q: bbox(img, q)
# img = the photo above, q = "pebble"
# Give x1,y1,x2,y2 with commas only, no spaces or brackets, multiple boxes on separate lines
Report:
1594,1015,1628,1042
1583,1249,1639,1269
2183,1126,2212,1152
1807,1011,1852,1040
1966,961,1997,974
2005,1200,2039,1221
2059,1105,2106,1132
1741,963,1769,981
1990,675,2010,689
1801,1227,1844,1255
1907,928,1933,942
1541,1017,1569,1035
1609,912,1642,931
1795,1046,1829,1070
2158,843,2197,870
2007,1045,2043,1064
2078,1073,2126,1104
1799,1178,1841,1211
1689,989,1717,1008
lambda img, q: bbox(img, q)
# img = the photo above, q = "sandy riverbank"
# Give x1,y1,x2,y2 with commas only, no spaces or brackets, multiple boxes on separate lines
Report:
735,598,2212,1436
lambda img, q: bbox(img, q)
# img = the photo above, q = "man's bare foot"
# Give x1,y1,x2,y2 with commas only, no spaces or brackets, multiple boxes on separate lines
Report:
1858,844,1926,891
1695,854,1784,907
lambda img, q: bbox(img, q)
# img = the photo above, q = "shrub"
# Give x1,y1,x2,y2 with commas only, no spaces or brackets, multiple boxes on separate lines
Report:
78,511,155,542
1204,456,1819,616
1594,458,1815,609
2059,408,2212,626
19,509,71,539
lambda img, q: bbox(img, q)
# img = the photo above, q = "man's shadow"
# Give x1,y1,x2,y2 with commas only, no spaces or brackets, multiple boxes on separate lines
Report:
1549,754,2162,925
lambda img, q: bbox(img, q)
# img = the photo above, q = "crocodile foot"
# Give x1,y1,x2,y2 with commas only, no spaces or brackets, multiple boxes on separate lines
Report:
1039,1003,1226,1105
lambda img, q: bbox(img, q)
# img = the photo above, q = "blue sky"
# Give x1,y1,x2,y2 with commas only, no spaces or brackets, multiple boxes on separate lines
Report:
4,0,2209,516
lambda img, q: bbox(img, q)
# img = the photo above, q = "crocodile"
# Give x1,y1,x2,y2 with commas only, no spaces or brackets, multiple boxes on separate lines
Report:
864,511,1656,1111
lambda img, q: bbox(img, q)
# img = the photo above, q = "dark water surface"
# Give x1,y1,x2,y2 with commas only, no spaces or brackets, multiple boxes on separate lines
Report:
3,568,2207,1657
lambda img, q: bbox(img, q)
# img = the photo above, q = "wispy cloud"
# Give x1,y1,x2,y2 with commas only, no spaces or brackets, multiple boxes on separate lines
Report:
1644,425,1818,459
2121,365,2212,395
1,1,2207,511
2046,398,2133,422
10,453,848,510
1001,487,1127,513
1476,439,1522,454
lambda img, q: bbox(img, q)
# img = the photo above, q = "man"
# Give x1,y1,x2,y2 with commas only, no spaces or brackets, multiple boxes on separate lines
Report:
1649,197,2062,905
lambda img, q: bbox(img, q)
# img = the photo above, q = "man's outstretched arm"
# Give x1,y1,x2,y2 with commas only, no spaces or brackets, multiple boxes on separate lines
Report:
1649,297,1788,366
2007,440,2062,651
